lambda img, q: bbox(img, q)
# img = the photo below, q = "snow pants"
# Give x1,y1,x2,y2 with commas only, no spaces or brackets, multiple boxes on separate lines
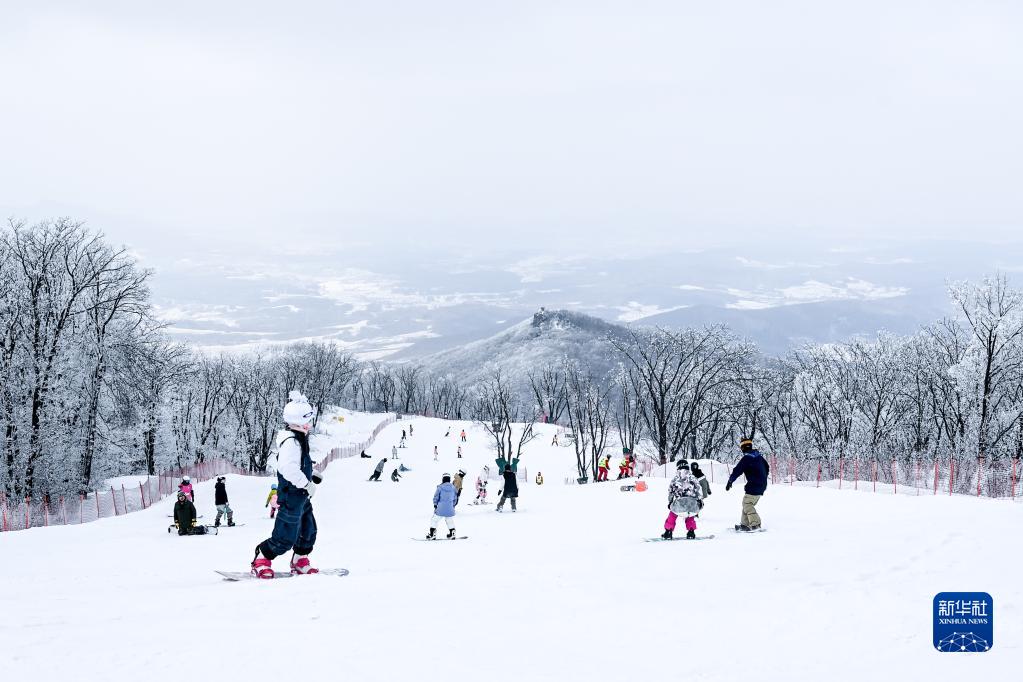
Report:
260,488,317,560
664,511,697,532
369,470,383,481
741,494,762,528
496,494,517,511
597,467,608,481
215,503,234,525
430,514,455,531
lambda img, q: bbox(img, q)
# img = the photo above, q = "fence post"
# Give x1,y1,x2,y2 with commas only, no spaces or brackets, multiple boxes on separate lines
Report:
854,458,859,490
1013,458,1018,500
61,496,67,525
80,495,84,524
933,459,938,495
96,490,101,518
789,457,794,486
872,460,877,493
25,497,30,529
839,457,844,490
122,484,127,512
44,500,49,527
892,459,897,495
949,457,954,496
140,483,146,509
816,461,821,488
111,486,118,515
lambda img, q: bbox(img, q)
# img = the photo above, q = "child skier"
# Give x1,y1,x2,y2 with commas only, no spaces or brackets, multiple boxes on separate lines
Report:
474,466,489,504
661,460,703,540
214,475,235,527
427,473,459,539
250,391,325,579
265,483,279,518
178,475,194,502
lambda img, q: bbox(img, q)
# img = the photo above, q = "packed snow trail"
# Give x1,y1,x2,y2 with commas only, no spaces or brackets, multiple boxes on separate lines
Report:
2,416,1020,682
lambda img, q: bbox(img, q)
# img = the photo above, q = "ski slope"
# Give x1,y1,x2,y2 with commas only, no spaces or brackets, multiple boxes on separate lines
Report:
3,416,1019,681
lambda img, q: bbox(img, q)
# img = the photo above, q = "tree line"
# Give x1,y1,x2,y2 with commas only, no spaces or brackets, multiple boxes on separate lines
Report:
4,219,1021,499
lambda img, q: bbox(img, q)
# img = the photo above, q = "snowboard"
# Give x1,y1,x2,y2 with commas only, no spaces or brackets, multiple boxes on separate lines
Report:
212,523,246,528
732,526,767,533
216,567,350,581
620,485,635,491
168,514,203,518
412,536,469,541
470,501,491,505
168,525,218,535
643,534,715,542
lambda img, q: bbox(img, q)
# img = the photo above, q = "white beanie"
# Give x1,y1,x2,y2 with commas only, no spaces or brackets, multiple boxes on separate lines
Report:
283,390,315,425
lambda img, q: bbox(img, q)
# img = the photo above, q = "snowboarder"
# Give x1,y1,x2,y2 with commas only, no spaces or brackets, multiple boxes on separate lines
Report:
400,434,406,448
460,429,466,442
409,424,414,436
178,475,194,502
250,391,324,579
496,465,519,512
617,458,629,480
661,460,703,539
433,446,439,461
474,466,489,504
444,428,450,437
551,433,559,446
597,454,610,482
726,438,770,531
391,468,402,482
457,445,462,458
452,469,466,501
369,458,387,481
690,462,712,501
361,450,371,459
535,472,543,485
214,476,235,527
426,473,459,539
173,491,201,535
627,454,636,477
391,445,399,459
265,483,279,518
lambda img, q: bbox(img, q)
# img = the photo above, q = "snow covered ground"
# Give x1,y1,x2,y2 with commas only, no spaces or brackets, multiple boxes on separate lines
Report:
3,416,1019,681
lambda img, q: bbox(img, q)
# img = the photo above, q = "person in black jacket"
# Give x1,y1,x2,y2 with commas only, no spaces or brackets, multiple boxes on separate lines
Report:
725,438,770,531
214,476,235,527
496,465,519,512
173,492,199,535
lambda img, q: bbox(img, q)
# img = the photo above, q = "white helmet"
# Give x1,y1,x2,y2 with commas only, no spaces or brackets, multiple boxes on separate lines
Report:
182,475,191,483
283,390,315,425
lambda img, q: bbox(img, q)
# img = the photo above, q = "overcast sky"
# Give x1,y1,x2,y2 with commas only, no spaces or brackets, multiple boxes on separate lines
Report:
2,1,1022,258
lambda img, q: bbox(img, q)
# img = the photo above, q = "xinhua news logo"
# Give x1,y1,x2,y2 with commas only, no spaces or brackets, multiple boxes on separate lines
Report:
933,592,993,653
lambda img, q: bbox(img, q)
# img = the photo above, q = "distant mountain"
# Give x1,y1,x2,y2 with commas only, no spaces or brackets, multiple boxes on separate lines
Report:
634,295,946,355
417,308,631,386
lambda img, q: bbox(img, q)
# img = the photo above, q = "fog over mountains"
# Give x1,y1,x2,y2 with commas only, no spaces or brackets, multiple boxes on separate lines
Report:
123,237,1021,360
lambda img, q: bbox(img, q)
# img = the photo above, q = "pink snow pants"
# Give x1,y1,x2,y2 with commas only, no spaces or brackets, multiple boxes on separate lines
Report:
664,511,697,532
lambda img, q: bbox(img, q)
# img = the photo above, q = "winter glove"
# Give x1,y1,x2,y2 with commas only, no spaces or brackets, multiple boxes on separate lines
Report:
725,482,732,492
698,499,704,510
312,471,324,485
305,481,318,498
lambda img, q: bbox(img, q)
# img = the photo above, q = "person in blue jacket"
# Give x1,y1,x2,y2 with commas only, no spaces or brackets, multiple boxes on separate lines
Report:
726,438,769,531
426,473,459,539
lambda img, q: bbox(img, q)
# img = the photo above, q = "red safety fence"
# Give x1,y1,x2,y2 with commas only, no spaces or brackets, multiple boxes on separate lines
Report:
1,414,397,533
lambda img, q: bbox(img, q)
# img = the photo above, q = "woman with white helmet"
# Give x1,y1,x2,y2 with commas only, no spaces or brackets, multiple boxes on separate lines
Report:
250,391,324,579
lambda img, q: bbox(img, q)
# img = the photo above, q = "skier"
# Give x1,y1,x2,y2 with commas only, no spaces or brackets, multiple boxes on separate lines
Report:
265,483,280,518
597,454,610,482
726,438,770,531
452,469,466,501
178,475,194,502
426,473,459,539
213,475,235,527
460,429,466,442
173,491,202,535
250,391,325,579
391,468,402,482
690,462,712,501
369,458,387,481
496,465,519,512
474,466,490,505
661,460,703,540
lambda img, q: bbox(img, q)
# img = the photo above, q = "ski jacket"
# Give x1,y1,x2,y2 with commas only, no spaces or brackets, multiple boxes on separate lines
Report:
214,480,229,505
476,475,488,492
178,482,194,502
452,473,464,493
174,498,197,528
727,450,770,496
265,488,278,506
598,456,609,469
501,470,519,498
696,476,711,498
433,482,458,517
391,469,401,482
668,471,702,506
276,428,313,493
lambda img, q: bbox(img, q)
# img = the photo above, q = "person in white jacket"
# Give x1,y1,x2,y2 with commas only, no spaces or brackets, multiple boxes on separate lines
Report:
251,391,324,579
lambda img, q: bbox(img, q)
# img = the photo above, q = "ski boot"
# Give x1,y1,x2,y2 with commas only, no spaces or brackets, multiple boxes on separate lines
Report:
426,528,437,540
735,524,752,532
214,519,221,528
661,529,673,540
290,553,319,575
447,528,456,540
686,530,696,539
227,519,236,527
251,548,274,579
